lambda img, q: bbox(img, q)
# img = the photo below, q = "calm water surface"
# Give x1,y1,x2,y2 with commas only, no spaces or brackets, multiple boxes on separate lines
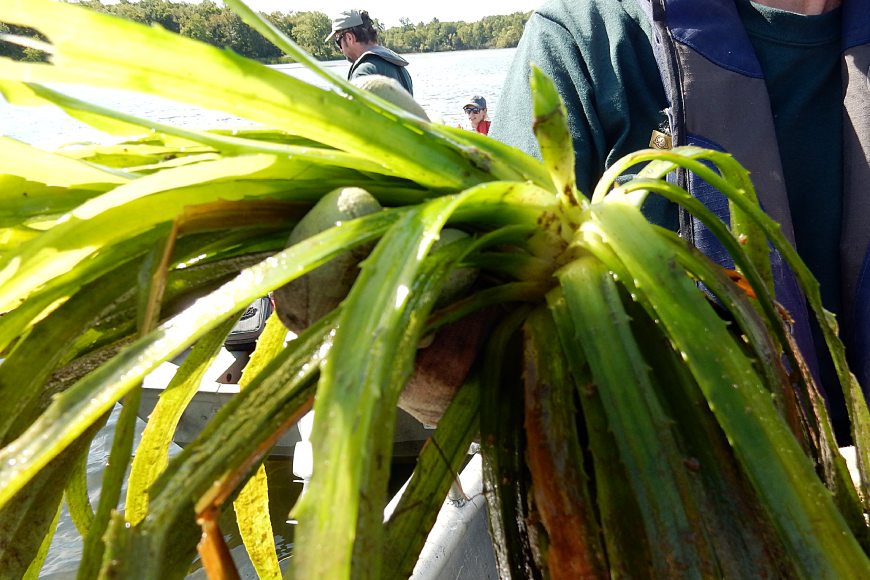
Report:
1,48,517,148
40,408,300,578
11,47,519,577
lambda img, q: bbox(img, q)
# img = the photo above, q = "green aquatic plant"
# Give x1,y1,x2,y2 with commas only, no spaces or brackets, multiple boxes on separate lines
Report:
0,0,869,577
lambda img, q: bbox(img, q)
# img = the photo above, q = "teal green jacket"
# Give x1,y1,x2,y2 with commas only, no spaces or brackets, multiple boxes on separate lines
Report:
493,0,870,439
493,0,668,210
349,45,414,96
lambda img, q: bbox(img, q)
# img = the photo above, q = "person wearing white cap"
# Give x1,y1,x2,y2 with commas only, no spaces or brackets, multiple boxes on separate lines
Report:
325,9,414,96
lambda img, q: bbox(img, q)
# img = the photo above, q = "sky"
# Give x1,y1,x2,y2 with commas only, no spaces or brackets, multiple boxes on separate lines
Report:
240,1,543,28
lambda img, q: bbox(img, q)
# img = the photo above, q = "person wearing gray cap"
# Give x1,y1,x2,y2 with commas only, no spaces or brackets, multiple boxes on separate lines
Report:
462,96,490,135
325,9,414,96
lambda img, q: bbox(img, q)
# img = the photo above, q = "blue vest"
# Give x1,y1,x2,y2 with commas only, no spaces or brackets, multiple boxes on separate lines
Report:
640,0,870,401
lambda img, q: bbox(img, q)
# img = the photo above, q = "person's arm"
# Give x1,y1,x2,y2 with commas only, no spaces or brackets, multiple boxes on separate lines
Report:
490,10,604,198
491,0,676,229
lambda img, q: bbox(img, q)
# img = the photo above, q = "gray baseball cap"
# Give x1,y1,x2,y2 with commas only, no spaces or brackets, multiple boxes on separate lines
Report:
463,96,487,110
325,10,364,42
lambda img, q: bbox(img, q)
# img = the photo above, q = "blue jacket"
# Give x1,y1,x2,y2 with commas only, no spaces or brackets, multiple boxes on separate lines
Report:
640,0,870,412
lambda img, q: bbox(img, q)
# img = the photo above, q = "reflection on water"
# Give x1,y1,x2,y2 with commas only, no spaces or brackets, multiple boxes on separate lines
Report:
186,459,302,577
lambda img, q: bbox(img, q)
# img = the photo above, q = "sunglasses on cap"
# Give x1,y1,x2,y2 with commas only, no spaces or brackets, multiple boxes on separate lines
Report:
464,107,481,115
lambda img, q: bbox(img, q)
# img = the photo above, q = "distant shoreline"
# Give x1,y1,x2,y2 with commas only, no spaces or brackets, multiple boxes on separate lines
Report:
1,3,531,64
266,46,520,66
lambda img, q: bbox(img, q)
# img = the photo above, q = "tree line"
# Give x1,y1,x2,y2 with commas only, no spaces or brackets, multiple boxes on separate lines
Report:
0,0,531,62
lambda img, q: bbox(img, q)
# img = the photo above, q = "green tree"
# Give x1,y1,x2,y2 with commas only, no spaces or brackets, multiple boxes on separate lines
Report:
179,12,212,44
0,23,17,60
4,3,532,61
289,11,334,60
207,9,278,60
494,22,523,48
0,22,48,61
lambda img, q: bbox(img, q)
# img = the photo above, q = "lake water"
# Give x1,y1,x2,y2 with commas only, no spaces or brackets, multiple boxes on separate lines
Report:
1,47,518,149
9,47,520,578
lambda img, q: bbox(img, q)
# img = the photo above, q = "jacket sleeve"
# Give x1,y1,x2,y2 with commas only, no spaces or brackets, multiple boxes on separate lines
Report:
490,9,604,198
491,0,677,229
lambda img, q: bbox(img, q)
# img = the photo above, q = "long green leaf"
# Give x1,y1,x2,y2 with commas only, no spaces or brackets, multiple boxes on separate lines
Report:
0,428,96,579
621,287,797,577
656,229,870,550
592,146,773,293
0,154,345,314
547,288,653,577
232,313,289,580
80,225,173,576
0,0,519,191
233,466,277,579
522,306,606,578
292,192,470,578
597,149,870,498
125,316,238,525
615,178,804,399
0,81,399,176
582,200,870,576
529,65,582,207
0,135,128,196
449,181,559,229
65,447,94,538
21,501,60,580
80,221,177,580
558,254,716,576
382,378,480,578
616,173,870,515
0,253,144,443
0,208,402,510
479,306,539,579
77,397,140,580
103,314,335,579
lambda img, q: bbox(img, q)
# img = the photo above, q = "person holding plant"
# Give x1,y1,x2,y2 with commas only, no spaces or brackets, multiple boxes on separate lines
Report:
326,9,414,96
492,0,870,443
461,96,491,135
